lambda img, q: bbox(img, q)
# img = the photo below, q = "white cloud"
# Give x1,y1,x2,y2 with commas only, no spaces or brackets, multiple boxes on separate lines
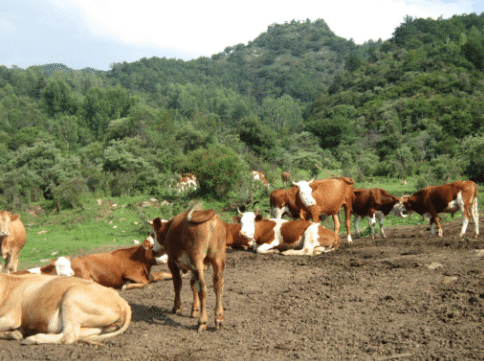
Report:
0,17,16,33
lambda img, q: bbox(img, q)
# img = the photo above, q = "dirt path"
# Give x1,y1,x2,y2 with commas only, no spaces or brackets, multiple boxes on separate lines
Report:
1,219,484,360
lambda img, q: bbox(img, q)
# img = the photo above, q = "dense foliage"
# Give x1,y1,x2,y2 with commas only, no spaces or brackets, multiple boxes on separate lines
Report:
1,15,484,211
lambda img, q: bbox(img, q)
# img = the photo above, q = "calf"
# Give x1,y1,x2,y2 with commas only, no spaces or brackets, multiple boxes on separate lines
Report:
237,210,340,255
70,239,171,290
151,203,226,332
13,256,74,276
352,188,405,239
176,175,197,193
269,187,301,219
396,180,479,238
0,211,27,273
281,172,292,187
0,273,131,344
292,177,354,243
251,171,269,186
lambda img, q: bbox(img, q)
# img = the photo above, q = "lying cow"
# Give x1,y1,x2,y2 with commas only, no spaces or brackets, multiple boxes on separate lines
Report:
70,238,171,290
0,211,27,274
13,256,74,276
292,177,354,243
237,209,341,255
352,188,405,239
150,203,226,332
396,180,479,238
0,273,131,344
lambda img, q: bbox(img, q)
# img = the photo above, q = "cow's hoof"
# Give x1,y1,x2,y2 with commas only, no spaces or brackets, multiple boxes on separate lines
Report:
191,308,200,318
197,322,207,332
172,307,182,315
215,317,224,329
9,331,23,341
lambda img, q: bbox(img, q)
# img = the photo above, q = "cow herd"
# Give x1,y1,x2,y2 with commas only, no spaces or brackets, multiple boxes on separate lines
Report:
0,174,479,345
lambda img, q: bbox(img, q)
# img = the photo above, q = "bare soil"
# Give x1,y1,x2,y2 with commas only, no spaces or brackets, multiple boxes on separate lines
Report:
2,219,484,361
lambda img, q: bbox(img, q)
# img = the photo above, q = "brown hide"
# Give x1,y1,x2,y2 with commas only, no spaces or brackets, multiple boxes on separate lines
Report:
223,221,250,250
352,188,400,217
151,204,226,332
70,240,171,290
401,180,478,238
0,211,27,274
281,172,292,187
294,177,354,241
269,187,300,219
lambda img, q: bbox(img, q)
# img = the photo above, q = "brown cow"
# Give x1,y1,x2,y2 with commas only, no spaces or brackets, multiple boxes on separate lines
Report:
0,273,131,344
352,188,405,239
150,203,226,332
292,177,354,243
237,210,340,255
281,172,292,187
269,187,301,219
0,211,27,274
396,180,479,238
13,256,74,276
70,238,171,290
251,171,269,186
176,174,197,193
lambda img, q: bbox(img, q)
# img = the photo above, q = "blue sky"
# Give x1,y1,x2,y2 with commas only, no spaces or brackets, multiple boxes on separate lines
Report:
1,0,484,71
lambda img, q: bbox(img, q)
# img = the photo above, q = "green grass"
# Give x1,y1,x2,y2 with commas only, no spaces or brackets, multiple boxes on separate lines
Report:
12,175,483,270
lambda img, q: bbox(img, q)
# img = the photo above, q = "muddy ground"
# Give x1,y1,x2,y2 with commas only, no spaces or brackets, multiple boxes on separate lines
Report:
1,218,484,361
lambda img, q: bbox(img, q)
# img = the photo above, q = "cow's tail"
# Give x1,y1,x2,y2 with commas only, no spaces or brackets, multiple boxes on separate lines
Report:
186,201,215,224
86,301,132,342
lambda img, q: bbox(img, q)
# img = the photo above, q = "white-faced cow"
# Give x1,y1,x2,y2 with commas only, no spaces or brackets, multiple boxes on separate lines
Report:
13,256,75,277
237,209,340,255
0,273,131,344
292,177,355,244
352,188,406,239
150,203,226,332
0,211,27,274
396,180,479,238
70,238,172,290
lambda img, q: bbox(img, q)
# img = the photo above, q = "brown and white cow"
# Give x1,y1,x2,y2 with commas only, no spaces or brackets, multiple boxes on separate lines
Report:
0,273,131,344
292,177,354,243
352,188,405,239
251,171,269,186
237,210,341,255
281,172,292,187
395,180,479,238
176,174,198,193
0,211,27,274
13,256,75,277
269,187,301,220
70,238,171,290
150,203,226,332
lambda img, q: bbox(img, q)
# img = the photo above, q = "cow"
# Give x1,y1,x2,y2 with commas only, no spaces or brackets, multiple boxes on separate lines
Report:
292,177,355,244
0,273,131,344
150,203,226,332
70,238,172,290
269,187,301,220
251,171,269,186
176,174,197,193
223,219,251,250
395,180,479,238
352,188,406,239
236,209,340,255
13,256,74,276
0,211,27,274
281,172,292,187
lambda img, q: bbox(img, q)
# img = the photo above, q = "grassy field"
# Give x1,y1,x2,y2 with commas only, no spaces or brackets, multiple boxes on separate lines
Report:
12,174,483,270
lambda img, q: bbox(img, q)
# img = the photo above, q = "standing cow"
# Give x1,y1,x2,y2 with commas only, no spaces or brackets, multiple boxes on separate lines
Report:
150,203,226,332
281,172,292,187
396,180,479,238
0,211,26,274
292,177,354,243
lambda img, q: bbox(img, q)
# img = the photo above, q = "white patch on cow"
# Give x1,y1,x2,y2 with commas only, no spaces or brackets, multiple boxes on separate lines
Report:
146,235,154,245
176,252,193,271
254,219,286,254
55,257,75,276
472,198,479,236
301,223,321,254
151,220,168,254
28,267,41,274
347,234,353,244
239,212,257,247
155,254,168,265
390,202,408,218
271,205,288,219
294,181,316,207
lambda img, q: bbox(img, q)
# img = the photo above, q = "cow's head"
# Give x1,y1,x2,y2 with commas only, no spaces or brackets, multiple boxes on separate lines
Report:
55,256,75,276
291,179,316,207
0,211,17,237
237,208,263,247
149,217,170,257
390,197,410,218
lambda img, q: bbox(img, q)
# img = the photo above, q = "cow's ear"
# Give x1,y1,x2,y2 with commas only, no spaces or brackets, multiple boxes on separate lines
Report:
233,215,241,223
255,214,264,222
10,214,19,221
152,217,162,229
65,256,71,261
142,239,152,250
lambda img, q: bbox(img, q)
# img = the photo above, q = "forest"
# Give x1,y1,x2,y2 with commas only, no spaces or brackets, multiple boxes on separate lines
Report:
1,14,484,212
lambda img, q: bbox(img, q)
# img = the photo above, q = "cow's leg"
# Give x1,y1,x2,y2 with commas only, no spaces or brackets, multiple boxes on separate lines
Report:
212,257,225,329
122,277,150,290
0,313,23,340
353,215,361,238
7,253,19,274
471,198,479,238
376,211,386,238
332,214,341,234
150,271,173,281
190,274,200,318
368,213,377,239
191,263,208,332
3,253,11,274
168,260,183,314
430,216,443,237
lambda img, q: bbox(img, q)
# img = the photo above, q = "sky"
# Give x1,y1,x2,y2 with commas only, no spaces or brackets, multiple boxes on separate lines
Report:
1,0,484,71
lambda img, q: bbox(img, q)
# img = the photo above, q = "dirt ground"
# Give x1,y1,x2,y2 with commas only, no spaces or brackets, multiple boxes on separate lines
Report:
1,218,484,361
